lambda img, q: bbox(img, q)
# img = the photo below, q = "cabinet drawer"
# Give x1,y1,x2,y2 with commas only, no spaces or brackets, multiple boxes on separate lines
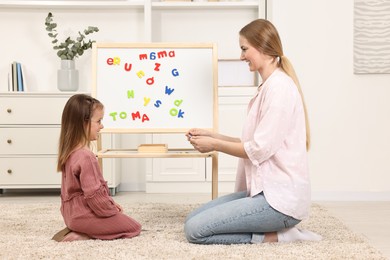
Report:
0,96,68,125
0,157,61,185
0,127,60,155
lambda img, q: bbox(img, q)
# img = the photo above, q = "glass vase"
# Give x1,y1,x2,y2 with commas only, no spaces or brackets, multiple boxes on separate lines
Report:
57,60,79,91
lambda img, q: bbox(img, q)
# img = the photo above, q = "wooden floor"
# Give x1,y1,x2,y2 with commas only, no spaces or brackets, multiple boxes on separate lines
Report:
1,191,389,258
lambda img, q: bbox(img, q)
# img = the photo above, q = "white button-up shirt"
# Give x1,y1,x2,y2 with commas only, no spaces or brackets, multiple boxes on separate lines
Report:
235,68,310,220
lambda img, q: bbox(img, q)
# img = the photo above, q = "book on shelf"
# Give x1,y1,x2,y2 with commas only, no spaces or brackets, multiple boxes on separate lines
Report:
21,63,28,92
7,63,12,92
8,61,27,92
12,62,17,91
16,62,24,91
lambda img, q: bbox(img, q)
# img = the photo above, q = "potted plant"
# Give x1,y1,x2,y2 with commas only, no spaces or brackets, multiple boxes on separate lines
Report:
44,12,99,91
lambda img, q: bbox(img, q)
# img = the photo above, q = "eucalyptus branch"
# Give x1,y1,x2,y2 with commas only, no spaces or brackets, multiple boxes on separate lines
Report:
45,12,99,60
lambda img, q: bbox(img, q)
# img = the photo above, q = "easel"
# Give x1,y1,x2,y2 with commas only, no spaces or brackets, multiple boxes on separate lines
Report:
92,42,219,199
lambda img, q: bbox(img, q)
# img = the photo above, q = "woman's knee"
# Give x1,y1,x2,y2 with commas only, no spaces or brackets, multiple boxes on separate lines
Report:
184,219,204,244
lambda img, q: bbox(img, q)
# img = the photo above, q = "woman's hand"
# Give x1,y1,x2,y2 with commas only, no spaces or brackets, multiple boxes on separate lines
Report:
189,135,216,153
185,128,213,141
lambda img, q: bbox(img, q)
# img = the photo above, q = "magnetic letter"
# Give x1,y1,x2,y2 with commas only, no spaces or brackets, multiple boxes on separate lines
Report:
178,109,185,118
165,86,175,95
170,108,178,116
146,77,154,85
154,63,161,71
107,58,114,65
157,51,167,58
154,100,162,108
127,90,134,99
150,52,156,60
119,112,127,119
172,68,179,77
124,63,132,71
137,70,145,78
144,97,151,106
174,99,183,107
109,112,118,121
139,54,147,60
113,57,120,65
142,114,150,122
132,111,141,120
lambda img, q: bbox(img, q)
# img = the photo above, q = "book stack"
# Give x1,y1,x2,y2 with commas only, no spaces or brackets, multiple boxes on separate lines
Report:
8,61,27,92
137,144,168,153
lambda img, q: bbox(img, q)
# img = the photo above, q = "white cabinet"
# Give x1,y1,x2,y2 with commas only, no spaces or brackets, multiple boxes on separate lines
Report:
0,92,120,194
0,93,68,192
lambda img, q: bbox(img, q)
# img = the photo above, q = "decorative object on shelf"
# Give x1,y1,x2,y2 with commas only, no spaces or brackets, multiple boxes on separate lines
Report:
57,60,78,92
44,12,99,91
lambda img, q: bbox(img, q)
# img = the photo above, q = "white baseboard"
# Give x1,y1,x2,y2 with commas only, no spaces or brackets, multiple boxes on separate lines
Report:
312,191,390,201
145,182,236,194
118,182,390,201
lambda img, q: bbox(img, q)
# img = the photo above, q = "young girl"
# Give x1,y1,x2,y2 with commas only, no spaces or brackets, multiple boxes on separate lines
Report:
52,94,141,242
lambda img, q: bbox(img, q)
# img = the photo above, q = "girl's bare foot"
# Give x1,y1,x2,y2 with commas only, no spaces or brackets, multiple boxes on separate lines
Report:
61,231,90,242
52,227,72,242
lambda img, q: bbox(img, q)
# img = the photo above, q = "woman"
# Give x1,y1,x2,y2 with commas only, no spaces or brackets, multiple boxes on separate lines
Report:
184,19,321,244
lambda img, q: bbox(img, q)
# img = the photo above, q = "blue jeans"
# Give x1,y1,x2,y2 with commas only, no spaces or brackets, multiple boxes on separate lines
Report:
184,191,300,244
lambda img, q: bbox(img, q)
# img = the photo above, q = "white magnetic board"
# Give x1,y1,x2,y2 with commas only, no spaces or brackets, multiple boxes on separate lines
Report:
92,43,218,133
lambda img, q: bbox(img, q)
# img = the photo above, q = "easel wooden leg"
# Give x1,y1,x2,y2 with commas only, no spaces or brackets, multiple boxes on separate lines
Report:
211,153,218,199
97,133,103,169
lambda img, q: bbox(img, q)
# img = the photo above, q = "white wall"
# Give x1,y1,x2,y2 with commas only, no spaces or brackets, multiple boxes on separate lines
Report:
2,1,389,200
269,0,390,200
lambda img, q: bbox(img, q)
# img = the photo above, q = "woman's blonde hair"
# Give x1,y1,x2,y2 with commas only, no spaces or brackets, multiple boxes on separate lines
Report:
57,94,103,172
239,19,311,150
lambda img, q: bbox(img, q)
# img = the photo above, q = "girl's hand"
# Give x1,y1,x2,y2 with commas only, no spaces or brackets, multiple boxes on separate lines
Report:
115,203,123,212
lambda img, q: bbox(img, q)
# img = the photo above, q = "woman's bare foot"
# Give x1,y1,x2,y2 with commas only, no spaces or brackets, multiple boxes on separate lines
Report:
61,231,90,242
263,232,278,243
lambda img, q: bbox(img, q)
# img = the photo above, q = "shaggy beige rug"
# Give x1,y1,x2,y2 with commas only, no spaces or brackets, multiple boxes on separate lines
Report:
0,202,385,259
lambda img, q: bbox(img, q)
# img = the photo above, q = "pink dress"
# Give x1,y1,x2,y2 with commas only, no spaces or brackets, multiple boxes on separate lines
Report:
60,148,141,240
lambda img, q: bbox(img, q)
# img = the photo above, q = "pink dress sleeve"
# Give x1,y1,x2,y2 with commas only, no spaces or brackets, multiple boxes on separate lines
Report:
78,151,118,217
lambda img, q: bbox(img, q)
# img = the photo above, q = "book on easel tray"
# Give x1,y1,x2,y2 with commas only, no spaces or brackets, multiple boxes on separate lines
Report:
137,144,168,153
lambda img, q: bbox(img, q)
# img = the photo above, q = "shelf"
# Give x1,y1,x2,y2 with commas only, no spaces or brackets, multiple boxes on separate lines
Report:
152,1,259,9
0,92,86,97
98,148,216,158
0,1,145,9
0,0,259,9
